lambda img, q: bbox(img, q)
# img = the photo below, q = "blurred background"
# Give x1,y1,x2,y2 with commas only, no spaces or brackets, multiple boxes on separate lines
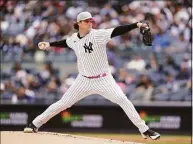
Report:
0,0,192,141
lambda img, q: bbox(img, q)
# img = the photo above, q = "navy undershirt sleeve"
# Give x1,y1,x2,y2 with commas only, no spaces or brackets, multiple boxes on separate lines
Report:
111,22,138,38
49,39,69,48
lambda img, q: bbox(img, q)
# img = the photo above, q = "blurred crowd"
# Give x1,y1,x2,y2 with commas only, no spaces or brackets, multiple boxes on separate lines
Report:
0,0,192,104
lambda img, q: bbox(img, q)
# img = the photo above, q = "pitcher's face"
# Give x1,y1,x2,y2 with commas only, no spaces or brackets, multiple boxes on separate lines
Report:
78,18,95,31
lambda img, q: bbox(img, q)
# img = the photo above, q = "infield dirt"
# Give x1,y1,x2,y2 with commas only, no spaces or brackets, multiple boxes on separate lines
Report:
1,131,144,144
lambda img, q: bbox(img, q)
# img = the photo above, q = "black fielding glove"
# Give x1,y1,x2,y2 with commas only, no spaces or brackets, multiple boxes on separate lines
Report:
140,22,152,46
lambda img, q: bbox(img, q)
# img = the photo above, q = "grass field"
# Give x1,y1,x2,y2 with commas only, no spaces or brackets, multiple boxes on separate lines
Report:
70,133,192,144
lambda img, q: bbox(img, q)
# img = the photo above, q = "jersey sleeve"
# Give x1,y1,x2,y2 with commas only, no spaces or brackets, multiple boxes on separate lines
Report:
95,28,114,44
66,33,78,49
66,37,73,49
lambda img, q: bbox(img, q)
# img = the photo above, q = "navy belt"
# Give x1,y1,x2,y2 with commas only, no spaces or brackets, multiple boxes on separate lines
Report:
83,73,107,79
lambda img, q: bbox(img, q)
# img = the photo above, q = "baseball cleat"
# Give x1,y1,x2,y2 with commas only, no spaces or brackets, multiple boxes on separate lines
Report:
24,123,38,133
141,129,160,140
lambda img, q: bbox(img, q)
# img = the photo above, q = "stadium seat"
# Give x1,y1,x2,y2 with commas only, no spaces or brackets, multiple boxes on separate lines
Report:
169,89,189,101
153,93,170,101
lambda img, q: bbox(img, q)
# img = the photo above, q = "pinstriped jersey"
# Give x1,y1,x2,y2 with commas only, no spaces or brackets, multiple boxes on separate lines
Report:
66,28,114,76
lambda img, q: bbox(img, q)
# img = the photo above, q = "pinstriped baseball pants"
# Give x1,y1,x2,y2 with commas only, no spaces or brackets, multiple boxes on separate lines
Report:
33,73,149,133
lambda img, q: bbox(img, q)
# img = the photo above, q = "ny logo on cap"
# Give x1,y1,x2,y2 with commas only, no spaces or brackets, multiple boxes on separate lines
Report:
83,42,93,53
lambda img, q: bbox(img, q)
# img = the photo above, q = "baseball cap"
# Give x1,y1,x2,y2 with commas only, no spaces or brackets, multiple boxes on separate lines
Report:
77,11,93,22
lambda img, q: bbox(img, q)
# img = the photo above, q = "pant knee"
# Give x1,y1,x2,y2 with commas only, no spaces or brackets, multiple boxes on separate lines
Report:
115,95,129,105
60,98,75,109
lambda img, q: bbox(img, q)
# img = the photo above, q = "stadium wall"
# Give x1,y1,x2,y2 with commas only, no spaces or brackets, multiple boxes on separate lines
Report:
0,102,191,134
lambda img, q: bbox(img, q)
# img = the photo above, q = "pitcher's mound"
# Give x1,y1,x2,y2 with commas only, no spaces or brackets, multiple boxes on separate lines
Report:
1,131,144,144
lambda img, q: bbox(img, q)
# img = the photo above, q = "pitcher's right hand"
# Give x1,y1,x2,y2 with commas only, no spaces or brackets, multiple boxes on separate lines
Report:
38,42,50,50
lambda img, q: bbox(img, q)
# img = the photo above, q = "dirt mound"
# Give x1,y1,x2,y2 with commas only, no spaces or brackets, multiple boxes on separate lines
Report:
1,131,144,144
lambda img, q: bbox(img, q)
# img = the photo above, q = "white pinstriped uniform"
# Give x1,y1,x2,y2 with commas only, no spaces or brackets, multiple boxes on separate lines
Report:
32,28,149,133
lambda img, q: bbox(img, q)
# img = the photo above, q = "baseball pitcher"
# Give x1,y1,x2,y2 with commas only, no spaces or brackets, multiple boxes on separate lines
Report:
24,11,160,140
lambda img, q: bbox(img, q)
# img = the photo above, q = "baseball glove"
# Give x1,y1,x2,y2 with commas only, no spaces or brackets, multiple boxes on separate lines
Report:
140,22,152,46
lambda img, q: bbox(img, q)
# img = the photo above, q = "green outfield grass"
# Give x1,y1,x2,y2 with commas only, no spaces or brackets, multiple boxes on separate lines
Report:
70,133,192,144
